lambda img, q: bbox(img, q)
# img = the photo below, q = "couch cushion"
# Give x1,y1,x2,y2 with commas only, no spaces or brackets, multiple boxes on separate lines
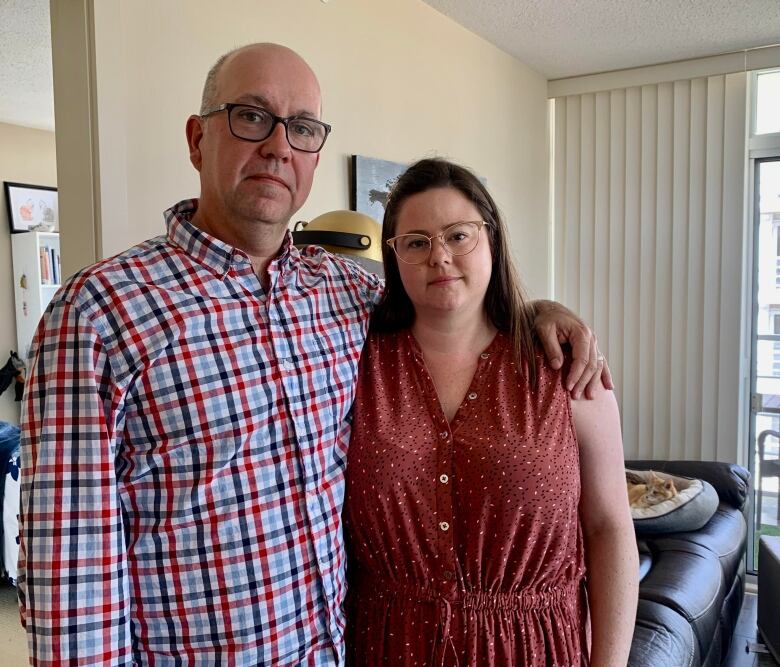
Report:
652,506,747,583
638,542,725,660
629,599,699,667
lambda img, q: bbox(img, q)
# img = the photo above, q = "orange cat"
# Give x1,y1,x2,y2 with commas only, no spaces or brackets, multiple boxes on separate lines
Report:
626,471,677,508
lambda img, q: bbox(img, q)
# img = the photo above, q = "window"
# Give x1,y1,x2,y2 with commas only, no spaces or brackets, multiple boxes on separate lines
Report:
775,222,780,259
775,222,780,288
756,70,780,135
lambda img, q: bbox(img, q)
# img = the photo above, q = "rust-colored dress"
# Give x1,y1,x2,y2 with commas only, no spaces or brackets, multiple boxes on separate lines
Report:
343,330,588,666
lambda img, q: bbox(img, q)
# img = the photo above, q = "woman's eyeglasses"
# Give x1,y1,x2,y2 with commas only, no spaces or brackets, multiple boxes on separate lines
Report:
386,220,491,265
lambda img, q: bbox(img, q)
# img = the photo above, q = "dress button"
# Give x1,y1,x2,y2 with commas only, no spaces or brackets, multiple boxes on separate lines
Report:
439,431,449,439
443,570,455,580
439,474,449,484
439,521,450,532
468,392,477,400
480,352,489,359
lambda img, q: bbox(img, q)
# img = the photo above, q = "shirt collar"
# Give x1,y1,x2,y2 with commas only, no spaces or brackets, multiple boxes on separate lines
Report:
164,199,298,278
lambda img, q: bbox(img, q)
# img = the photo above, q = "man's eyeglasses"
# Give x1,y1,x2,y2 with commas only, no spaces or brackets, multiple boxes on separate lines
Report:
386,221,492,265
200,103,332,153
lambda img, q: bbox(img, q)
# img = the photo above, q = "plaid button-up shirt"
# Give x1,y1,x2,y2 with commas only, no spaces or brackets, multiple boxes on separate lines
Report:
18,200,382,666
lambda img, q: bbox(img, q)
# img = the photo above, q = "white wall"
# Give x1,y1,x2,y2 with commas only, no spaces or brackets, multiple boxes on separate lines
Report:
84,0,550,297
0,122,57,424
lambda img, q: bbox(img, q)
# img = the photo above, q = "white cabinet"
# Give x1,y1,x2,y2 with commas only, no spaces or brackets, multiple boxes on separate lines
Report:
11,232,61,361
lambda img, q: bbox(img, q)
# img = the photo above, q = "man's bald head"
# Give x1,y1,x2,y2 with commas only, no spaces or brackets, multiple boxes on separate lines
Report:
199,43,320,115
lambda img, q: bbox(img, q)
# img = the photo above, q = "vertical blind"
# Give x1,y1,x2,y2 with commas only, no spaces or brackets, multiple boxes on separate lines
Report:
552,73,747,461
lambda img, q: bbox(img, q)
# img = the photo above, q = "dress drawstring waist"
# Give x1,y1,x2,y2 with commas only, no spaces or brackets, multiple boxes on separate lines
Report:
350,575,582,666
352,576,580,609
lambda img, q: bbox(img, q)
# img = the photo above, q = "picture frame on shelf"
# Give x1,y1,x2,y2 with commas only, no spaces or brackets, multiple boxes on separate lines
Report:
3,181,58,234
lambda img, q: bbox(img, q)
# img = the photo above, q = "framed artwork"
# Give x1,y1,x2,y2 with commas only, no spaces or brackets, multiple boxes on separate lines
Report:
3,182,59,234
351,155,408,223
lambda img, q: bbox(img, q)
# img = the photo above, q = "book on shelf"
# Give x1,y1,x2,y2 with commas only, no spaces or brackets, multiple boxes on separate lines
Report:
38,245,61,286
50,247,60,285
39,247,49,284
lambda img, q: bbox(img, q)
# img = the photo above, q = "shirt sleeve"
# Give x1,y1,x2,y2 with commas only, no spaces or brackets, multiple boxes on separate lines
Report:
365,272,385,308
339,255,385,309
17,298,132,666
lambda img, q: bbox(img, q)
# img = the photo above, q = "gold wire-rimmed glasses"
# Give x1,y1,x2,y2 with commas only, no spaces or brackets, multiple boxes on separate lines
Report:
386,220,492,265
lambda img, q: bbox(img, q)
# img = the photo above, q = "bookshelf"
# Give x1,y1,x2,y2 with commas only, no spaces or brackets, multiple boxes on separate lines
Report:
11,231,61,361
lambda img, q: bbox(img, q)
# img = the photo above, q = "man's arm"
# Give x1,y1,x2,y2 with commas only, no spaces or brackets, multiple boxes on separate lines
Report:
531,300,613,399
18,300,133,665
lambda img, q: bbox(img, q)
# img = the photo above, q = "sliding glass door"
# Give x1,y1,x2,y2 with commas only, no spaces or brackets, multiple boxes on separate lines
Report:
749,157,780,571
747,68,780,572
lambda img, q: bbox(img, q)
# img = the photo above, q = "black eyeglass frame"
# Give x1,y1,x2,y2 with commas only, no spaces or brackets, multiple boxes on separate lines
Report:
386,220,493,265
200,102,332,153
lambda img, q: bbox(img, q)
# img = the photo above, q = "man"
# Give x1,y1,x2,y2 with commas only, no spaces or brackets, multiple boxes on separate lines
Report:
18,43,608,665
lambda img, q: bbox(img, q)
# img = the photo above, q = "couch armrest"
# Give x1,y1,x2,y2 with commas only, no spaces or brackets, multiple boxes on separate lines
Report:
625,459,750,511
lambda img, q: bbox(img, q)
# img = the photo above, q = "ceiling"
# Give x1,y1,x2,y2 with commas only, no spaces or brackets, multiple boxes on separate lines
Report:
1,0,779,132
0,0,53,131
423,0,780,79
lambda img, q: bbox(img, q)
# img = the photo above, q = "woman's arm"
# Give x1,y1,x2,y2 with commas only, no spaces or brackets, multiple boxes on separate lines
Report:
571,386,638,667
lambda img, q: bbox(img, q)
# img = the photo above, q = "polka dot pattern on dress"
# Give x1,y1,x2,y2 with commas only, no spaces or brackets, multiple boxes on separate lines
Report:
344,330,587,666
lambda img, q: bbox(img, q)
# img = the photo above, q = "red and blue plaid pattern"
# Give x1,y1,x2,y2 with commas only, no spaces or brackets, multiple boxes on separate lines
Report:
17,200,381,666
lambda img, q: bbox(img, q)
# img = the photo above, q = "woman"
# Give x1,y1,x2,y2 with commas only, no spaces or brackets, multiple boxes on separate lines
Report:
343,159,638,666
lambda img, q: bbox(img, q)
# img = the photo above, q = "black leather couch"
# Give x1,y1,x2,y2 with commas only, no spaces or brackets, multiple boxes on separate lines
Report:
625,460,750,667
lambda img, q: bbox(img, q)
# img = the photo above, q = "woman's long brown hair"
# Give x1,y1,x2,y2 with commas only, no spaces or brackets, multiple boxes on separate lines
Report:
371,158,537,385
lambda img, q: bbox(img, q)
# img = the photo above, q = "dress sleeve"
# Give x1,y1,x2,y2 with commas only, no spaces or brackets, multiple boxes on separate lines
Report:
17,299,132,666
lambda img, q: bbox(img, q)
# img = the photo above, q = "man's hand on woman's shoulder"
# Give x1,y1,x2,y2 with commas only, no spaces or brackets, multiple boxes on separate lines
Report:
531,299,614,400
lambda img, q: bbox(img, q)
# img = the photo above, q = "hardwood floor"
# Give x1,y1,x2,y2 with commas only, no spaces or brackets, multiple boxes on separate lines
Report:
724,593,779,667
0,581,26,665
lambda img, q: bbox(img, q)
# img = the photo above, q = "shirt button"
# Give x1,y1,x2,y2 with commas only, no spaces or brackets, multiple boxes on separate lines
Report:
480,352,489,359
468,392,478,400
439,474,449,484
439,521,450,532
233,253,246,263
439,431,449,439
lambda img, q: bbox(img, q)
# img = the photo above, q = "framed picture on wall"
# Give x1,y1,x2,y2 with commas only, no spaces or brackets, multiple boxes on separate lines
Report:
3,182,58,234
350,156,486,224
351,155,408,224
